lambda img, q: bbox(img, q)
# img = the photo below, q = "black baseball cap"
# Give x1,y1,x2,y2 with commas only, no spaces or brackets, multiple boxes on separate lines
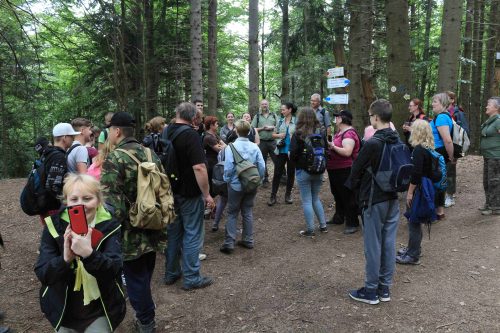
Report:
332,110,353,120
110,112,136,127
34,137,50,155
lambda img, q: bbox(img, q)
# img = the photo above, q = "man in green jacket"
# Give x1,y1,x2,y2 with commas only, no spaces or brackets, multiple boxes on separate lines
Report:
101,112,166,333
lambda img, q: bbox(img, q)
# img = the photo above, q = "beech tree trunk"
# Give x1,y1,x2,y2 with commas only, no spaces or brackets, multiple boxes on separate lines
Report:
248,0,259,116
279,0,290,102
437,0,463,92
190,0,203,102
470,0,485,150
385,0,413,134
207,0,218,115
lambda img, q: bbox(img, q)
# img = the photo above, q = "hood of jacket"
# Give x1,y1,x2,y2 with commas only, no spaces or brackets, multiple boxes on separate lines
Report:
372,127,400,144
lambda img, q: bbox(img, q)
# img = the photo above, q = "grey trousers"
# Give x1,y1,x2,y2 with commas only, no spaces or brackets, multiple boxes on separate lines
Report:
58,316,111,333
362,200,399,290
223,186,257,247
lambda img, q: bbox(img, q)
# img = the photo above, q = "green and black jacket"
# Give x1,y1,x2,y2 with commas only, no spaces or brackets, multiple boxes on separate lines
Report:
34,204,126,331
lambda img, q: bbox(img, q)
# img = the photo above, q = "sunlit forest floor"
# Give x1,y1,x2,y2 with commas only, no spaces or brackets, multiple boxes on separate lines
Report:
1,155,499,332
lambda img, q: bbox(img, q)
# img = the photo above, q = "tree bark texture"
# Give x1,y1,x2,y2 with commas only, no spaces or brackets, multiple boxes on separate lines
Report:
419,0,433,101
143,0,157,120
207,0,218,115
482,0,500,104
190,0,203,103
437,0,463,92
332,0,346,66
248,0,259,116
385,0,414,134
470,0,485,150
279,0,290,102
459,0,474,112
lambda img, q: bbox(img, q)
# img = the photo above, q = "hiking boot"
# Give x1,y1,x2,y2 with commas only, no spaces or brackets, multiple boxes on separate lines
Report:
134,319,156,333
163,275,181,285
377,285,391,302
285,193,293,204
236,240,254,249
444,195,455,208
262,178,269,188
219,245,234,255
397,246,408,256
299,230,316,238
343,227,358,235
267,194,277,206
211,223,219,232
396,253,420,265
182,276,214,291
326,214,344,225
349,287,379,305
319,226,328,233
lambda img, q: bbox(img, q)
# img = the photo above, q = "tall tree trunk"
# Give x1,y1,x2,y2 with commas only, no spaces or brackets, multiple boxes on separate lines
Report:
190,0,203,102
248,0,259,116
419,0,433,100
143,0,157,120
332,0,346,66
470,0,485,150
385,0,414,134
437,0,463,92
279,0,289,102
260,0,266,99
0,61,7,177
360,0,375,123
482,0,500,105
207,0,218,115
459,0,474,112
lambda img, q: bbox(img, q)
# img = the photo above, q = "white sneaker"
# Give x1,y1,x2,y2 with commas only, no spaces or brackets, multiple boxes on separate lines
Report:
199,253,207,261
444,195,455,208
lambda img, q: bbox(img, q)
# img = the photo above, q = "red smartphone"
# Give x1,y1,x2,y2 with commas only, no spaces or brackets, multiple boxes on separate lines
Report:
68,205,88,235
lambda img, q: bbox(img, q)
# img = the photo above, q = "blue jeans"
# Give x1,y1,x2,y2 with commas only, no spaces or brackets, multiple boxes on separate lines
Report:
362,199,399,290
407,222,422,258
164,195,205,288
223,186,257,247
123,251,156,324
296,169,326,232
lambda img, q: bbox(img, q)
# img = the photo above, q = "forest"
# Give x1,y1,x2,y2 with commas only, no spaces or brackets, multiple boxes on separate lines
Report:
0,0,499,178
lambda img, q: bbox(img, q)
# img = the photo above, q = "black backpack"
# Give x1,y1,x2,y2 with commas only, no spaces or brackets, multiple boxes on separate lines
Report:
20,150,61,216
303,130,328,174
212,149,228,197
160,125,191,188
143,133,164,155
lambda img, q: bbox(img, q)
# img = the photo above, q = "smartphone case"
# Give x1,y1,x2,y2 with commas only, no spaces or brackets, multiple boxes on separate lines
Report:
68,205,88,235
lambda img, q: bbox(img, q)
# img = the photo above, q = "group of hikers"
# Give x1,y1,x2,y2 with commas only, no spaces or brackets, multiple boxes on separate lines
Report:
1,90,498,333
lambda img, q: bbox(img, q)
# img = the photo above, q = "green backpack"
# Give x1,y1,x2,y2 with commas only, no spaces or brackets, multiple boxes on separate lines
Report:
229,143,261,193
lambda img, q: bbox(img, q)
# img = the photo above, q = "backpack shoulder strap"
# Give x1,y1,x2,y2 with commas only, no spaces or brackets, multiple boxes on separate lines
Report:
168,125,191,142
115,148,142,165
66,142,81,157
229,143,243,163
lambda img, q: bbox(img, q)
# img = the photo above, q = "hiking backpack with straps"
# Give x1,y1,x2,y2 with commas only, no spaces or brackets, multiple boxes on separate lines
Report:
433,112,470,158
426,148,448,191
115,148,175,230
229,143,262,193
212,149,228,197
160,125,191,188
20,150,62,216
143,133,164,156
368,137,414,193
303,130,328,174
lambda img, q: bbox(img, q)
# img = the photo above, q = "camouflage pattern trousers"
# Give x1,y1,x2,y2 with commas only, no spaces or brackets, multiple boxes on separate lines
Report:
483,157,500,210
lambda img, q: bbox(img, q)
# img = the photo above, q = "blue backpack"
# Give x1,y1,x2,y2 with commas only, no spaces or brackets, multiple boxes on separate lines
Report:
368,137,414,193
303,131,327,174
404,177,437,224
426,148,447,191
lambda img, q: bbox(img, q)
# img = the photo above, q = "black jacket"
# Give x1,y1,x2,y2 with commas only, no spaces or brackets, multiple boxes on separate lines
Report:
34,205,126,331
349,128,400,208
44,146,67,197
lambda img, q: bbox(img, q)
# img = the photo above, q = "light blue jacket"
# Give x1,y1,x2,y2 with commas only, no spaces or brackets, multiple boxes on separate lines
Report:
223,137,265,191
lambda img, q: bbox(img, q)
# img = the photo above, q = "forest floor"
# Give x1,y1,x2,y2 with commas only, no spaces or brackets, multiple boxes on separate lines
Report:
0,155,499,333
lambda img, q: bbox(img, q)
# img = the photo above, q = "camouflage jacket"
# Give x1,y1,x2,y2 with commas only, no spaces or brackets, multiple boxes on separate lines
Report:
101,137,167,261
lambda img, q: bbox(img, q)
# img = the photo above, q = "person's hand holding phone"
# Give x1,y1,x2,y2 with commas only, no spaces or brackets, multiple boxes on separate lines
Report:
70,228,93,259
63,226,76,263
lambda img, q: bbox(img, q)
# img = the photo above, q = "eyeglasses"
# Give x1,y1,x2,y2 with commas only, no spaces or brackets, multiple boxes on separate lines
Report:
369,113,375,117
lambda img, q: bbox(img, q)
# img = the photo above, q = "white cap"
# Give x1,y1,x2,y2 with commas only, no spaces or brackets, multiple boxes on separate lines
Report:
52,123,81,137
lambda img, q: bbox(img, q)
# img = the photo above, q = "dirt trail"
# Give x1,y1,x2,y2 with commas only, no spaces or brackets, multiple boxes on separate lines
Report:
0,155,499,332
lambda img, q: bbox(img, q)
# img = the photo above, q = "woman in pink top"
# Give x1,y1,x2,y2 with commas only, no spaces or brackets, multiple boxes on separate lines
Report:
326,110,361,234
87,140,114,181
